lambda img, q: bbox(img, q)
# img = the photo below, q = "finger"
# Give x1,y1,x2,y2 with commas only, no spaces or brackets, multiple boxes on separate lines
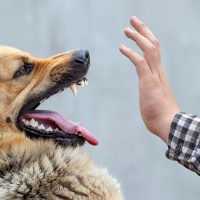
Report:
124,28,159,74
124,28,155,52
130,16,159,48
130,16,162,64
119,44,151,79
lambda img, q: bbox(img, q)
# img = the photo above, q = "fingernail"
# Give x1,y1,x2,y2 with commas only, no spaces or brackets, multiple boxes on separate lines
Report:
131,16,137,20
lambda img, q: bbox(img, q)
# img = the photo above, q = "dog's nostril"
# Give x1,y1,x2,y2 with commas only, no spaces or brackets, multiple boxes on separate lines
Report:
75,58,85,64
73,49,90,64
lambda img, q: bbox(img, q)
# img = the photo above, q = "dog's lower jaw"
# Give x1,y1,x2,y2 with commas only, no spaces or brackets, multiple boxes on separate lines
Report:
0,140,124,200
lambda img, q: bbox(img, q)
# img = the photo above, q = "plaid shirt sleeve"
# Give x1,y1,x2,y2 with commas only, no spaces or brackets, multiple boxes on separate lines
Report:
166,112,200,175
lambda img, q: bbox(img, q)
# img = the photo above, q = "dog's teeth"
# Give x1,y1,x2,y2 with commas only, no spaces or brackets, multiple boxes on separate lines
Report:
84,80,88,86
77,132,82,136
29,119,34,126
54,128,59,131
46,127,53,132
29,118,38,128
22,119,26,123
38,124,45,130
40,98,46,104
35,121,39,126
69,83,78,96
25,120,30,126
80,80,85,87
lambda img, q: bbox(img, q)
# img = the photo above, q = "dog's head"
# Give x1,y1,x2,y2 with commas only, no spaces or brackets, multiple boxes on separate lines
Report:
0,46,98,147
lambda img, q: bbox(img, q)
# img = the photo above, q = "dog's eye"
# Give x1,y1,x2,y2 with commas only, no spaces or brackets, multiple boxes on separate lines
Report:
13,63,34,78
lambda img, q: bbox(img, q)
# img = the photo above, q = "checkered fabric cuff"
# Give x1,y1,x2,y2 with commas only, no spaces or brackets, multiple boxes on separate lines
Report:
166,112,200,175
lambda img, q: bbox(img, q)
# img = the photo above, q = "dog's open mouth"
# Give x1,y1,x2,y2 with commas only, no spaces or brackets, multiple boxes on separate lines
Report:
17,77,98,147
16,42,99,149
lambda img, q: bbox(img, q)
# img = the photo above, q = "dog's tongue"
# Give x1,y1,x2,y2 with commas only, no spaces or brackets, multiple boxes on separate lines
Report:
22,110,98,145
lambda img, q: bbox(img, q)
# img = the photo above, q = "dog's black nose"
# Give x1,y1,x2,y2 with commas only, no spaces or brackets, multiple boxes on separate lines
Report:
73,49,90,66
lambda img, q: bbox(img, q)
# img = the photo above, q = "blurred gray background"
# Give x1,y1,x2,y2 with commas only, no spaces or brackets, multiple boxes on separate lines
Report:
1,0,200,199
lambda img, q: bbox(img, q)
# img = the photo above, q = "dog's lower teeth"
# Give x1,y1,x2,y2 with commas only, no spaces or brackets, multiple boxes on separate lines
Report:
38,124,45,130
46,127,53,132
29,118,39,127
22,118,57,133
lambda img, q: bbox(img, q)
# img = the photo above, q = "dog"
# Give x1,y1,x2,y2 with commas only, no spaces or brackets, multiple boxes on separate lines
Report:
0,46,124,200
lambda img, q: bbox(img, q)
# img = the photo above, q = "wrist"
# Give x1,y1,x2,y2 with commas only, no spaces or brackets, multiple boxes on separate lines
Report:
156,112,180,143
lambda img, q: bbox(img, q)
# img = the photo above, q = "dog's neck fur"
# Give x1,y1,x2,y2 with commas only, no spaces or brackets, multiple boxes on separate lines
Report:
0,123,29,153
0,139,124,200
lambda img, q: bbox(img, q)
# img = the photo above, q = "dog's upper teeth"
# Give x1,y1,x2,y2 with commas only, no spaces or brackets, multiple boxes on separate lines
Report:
78,80,85,87
84,79,88,86
69,83,78,96
58,88,66,93
40,98,47,104
69,80,89,96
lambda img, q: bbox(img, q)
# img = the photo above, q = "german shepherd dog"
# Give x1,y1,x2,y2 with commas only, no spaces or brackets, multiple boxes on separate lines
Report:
0,46,123,200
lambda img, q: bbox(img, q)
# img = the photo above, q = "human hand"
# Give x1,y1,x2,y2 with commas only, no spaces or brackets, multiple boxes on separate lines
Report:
119,16,180,143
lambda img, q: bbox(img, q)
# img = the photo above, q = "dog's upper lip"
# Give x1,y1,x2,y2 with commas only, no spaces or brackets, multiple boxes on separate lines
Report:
21,110,98,145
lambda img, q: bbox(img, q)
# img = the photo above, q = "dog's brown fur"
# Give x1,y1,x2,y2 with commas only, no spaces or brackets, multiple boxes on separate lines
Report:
0,46,124,199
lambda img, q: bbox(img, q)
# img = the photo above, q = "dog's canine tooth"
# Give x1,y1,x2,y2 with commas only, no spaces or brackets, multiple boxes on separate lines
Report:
38,124,45,130
46,127,53,132
69,83,78,96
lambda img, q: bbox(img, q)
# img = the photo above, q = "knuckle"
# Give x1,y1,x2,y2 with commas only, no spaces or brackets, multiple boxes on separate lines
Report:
147,44,157,52
137,58,146,65
152,39,159,47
